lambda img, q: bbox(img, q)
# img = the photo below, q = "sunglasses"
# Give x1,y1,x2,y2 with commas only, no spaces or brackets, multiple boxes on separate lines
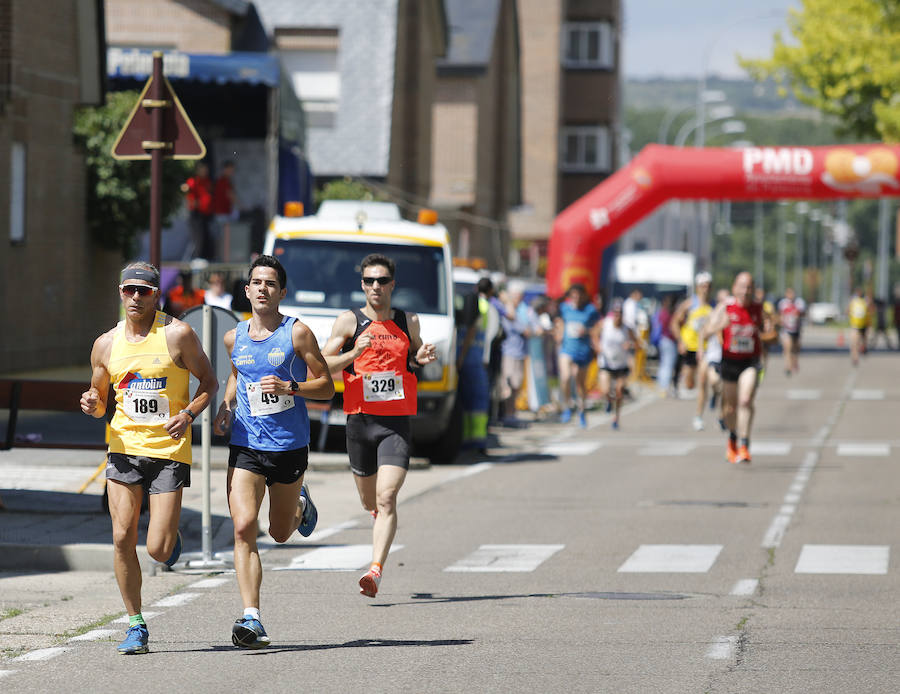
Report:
362,276,393,286
120,284,158,297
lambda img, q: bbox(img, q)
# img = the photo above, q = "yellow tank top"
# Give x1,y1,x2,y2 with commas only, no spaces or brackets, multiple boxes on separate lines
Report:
680,301,712,352
108,311,191,464
849,297,869,329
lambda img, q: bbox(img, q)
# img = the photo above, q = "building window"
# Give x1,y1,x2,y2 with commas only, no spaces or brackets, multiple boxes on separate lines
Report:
9,142,25,244
560,126,611,173
276,29,340,129
562,22,614,69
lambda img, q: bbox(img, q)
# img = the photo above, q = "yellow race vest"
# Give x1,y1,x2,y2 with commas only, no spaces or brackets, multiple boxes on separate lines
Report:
108,311,191,464
848,296,869,329
680,301,712,353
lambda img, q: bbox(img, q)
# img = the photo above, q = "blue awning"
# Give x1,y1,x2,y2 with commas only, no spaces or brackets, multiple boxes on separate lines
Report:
107,48,279,87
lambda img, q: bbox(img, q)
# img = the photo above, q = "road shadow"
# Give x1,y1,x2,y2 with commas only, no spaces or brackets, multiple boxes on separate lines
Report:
194,637,474,655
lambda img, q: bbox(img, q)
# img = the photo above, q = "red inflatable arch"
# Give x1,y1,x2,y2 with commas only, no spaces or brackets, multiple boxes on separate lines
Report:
546,143,900,297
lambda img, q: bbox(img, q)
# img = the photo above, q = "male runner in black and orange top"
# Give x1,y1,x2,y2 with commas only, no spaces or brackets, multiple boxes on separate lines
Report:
321,253,437,598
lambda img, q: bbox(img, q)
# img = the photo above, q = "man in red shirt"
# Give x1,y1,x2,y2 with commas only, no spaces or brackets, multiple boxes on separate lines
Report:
182,162,214,260
213,161,238,261
703,271,772,465
321,253,436,599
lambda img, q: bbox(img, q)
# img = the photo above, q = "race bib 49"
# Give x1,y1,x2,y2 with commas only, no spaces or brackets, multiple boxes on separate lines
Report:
246,381,296,417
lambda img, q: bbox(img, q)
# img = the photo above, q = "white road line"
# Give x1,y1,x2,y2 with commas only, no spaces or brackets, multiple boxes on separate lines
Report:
297,520,361,544
68,629,117,642
617,544,722,573
275,544,403,571
751,441,792,456
795,545,890,575
787,389,821,400
706,636,737,660
637,442,697,456
13,647,68,662
0,671,16,679
761,514,792,549
836,443,890,457
190,577,230,589
444,544,564,573
112,611,160,624
540,441,603,456
152,592,202,608
729,579,759,596
850,389,885,400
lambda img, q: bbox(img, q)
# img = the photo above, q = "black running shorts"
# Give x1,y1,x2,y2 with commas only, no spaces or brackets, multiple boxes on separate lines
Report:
720,357,759,383
681,350,698,368
346,413,411,477
106,453,191,494
228,445,309,486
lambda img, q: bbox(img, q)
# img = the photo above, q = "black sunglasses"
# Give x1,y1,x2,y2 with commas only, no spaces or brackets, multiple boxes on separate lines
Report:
120,284,157,297
362,276,393,286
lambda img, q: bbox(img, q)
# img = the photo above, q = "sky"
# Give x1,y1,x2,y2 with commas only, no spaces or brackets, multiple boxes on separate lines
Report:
622,0,800,79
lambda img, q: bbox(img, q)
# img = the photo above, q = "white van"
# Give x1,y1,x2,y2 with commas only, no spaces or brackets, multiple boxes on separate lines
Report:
263,200,461,463
611,250,696,303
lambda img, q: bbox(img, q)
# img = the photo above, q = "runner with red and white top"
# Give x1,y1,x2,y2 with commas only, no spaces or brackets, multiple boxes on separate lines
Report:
777,287,806,377
322,253,437,598
703,272,772,464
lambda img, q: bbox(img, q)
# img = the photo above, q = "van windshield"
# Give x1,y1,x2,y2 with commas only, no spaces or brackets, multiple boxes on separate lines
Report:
273,239,448,315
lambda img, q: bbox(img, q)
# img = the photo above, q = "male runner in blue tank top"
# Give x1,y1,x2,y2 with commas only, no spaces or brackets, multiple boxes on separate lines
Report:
214,255,334,649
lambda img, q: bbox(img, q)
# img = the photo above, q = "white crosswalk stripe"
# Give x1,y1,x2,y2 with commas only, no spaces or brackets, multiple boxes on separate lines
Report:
794,545,890,575
787,389,821,400
444,544,564,572
850,389,885,400
637,442,696,456
274,544,403,571
540,441,603,456
618,544,723,573
836,443,890,457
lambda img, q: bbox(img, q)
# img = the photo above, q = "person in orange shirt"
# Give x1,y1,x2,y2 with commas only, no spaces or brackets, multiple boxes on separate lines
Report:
182,162,215,260
321,253,437,599
164,271,205,318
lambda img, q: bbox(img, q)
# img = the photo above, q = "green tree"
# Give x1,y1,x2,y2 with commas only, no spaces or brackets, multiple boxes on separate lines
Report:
314,178,387,207
73,91,193,255
741,0,900,141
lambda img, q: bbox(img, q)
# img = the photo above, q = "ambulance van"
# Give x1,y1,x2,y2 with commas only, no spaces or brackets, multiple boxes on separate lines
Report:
263,200,462,463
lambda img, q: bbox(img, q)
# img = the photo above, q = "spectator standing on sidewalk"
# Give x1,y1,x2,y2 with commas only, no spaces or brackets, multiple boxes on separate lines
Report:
80,261,217,655
213,161,239,261
182,162,215,261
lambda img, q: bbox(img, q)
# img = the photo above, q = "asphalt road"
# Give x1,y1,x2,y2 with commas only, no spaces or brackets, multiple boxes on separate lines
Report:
2,335,899,693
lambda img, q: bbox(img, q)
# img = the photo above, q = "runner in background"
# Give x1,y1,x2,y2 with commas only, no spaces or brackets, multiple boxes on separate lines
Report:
671,272,713,416
848,287,871,366
595,298,638,430
777,287,806,376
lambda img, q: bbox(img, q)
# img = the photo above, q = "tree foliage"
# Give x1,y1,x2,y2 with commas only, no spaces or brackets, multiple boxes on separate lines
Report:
741,0,900,141
73,91,193,255
314,178,387,207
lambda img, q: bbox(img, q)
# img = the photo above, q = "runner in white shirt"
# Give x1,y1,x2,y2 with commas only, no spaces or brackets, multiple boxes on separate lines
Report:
595,299,638,430
777,287,806,377
694,288,727,431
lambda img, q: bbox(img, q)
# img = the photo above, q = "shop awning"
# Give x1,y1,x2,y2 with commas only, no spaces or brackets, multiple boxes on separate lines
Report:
107,48,279,87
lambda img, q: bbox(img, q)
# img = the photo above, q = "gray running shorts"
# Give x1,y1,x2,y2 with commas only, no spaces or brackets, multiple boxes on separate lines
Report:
106,453,191,494
346,413,410,477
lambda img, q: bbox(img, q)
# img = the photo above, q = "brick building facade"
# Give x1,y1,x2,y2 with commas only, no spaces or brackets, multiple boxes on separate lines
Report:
0,0,110,373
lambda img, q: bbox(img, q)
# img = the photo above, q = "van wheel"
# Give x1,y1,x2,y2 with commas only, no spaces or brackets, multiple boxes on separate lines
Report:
426,395,463,464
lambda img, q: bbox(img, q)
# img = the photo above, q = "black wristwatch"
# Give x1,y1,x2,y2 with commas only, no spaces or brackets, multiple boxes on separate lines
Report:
179,408,196,421
289,380,299,395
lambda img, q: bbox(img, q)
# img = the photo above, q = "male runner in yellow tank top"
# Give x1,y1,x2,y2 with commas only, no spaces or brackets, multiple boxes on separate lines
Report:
80,262,217,655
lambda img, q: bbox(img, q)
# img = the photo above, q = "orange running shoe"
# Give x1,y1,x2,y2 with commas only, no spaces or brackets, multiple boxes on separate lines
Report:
359,566,382,598
726,439,738,464
736,445,752,464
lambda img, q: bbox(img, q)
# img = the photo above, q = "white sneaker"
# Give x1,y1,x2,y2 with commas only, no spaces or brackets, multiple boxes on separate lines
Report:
692,416,704,431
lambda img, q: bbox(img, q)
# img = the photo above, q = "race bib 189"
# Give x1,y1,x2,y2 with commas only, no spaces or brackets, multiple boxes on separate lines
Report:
123,390,169,424
246,381,295,417
363,371,404,402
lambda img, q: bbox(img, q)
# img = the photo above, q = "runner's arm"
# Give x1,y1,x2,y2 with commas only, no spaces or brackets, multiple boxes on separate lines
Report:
287,320,335,400
321,311,369,373
80,332,113,418
407,312,437,367
213,329,237,435
168,321,218,438
702,304,728,341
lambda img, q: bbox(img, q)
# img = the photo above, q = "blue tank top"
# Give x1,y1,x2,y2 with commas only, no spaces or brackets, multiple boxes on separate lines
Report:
559,301,599,361
230,316,310,451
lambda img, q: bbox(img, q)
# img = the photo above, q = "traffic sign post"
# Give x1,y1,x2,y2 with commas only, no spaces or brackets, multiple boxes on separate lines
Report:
111,51,206,269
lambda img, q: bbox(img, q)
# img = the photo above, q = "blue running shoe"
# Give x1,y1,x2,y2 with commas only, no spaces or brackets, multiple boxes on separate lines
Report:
163,529,182,567
611,418,619,430
232,617,271,649
578,411,587,428
117,624,149,654
560,408,572,424
605,399,613,414
297,484,318,537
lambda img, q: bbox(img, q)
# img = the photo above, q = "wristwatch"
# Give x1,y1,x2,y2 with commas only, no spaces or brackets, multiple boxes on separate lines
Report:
179,408,196,421
289,380,299,395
